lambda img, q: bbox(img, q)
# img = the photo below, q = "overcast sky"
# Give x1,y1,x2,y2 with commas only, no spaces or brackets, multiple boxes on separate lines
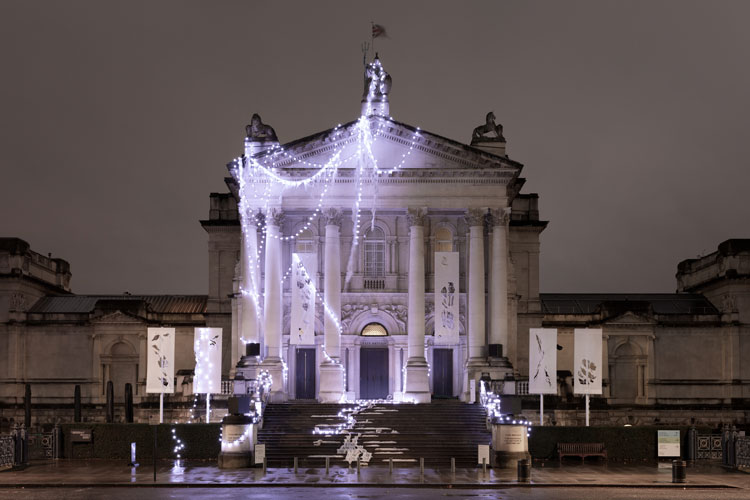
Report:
1,1,748,295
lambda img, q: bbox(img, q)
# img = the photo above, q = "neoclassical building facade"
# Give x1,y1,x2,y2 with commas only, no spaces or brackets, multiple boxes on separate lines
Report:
2,58,749,424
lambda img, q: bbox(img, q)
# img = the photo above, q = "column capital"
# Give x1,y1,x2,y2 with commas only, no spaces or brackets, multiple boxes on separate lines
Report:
406,207,427,227
322,207,343,228
243,208,263,227
488,207,510,227
464,208,487,227
264,207,284,227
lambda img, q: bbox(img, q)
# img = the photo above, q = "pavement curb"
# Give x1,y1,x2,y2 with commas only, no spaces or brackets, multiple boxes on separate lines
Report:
0,482,738,489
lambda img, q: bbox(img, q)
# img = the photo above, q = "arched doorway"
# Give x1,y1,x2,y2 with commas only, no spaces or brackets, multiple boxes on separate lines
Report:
360,323,389,399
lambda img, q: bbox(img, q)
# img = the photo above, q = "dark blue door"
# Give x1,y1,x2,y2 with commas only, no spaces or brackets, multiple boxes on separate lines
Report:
295,348,316,399
433,348,453,397
360,348,388,399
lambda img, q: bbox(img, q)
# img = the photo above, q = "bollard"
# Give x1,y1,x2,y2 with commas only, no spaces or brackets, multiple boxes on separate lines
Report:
294,457,298,474
482,457,487,476
389,457,393,474
672,460,686,484
357,457,361,474
325,456,329,475
451,457,455,475
262,457,267,474
420,457,424,479
517,459,531,482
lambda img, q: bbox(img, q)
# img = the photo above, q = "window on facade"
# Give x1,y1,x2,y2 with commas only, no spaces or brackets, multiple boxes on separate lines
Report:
435,226,453,252
364,227,385,277
361,323,388,336
296,229,314,253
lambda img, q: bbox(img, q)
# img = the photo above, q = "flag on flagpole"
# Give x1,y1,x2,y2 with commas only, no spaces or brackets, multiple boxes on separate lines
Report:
372,24,387,39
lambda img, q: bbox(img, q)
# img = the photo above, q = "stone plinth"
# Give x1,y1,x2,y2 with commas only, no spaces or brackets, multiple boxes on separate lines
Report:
491,423,530,468
218,414,255,469
318,361,344,403
404,358,431,403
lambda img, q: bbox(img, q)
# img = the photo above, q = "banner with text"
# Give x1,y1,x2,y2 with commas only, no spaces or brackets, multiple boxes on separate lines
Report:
291,252,317,345
193,327,222,394
574,328,603,395
529,328,557,395
147,327,175,393
434,251,459,345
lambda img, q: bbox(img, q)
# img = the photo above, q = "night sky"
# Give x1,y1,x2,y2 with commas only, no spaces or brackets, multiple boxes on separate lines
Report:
2,1,748,295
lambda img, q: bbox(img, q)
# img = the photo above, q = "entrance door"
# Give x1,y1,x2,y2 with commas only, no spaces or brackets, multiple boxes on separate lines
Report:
433,348,453,397
360,348,388,399
295,348,316,399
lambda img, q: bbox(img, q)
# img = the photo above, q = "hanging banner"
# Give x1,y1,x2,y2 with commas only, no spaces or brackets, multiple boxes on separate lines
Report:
193,327,222,394
291,252,317,345
434,251,459,345
528,328,557,395
147,327,175,394
574,328,603,395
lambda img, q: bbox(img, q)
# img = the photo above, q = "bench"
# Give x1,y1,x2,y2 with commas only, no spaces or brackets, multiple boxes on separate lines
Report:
557,442,607,463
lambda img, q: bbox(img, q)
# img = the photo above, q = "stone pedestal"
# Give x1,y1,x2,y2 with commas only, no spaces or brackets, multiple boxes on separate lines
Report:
491,423,530,468
404,359,431,404
259,358,287,403
218,414,255,469
318,361,345,403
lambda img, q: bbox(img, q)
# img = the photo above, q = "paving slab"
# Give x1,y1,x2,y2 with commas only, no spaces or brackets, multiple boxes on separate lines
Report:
0,460,748,489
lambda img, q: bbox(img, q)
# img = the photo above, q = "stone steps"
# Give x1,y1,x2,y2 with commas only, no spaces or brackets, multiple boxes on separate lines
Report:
258,400,490,467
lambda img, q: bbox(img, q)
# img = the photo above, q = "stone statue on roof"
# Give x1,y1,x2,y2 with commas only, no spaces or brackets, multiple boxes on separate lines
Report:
245,113,278,142
471,112,506,144
363,54,392,101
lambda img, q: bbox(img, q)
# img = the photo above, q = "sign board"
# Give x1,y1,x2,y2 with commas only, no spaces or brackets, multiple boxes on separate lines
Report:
147,327,175,394
470,379,476,404
573,328,603,395
434,252,460,345
477,444,490,465
70,429,92,442
529,328,557,394
658,430,681,457
193,327,222,394
254,443,266,465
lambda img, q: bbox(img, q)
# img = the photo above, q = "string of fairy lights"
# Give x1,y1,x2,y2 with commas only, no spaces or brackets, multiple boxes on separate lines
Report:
235,57,423,398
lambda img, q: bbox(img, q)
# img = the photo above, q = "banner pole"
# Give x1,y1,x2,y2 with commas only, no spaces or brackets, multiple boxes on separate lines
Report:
159,393,164,424
585,394,590,427
540,394,544,426
206,393,211,423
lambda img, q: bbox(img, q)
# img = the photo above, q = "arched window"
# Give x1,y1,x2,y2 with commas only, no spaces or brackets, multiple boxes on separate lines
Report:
361,323,388,336
296,229,314,253
435,226,453,252
364,227,385,277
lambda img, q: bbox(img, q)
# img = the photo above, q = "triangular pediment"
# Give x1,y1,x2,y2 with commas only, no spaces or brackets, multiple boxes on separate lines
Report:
605,311,657,325
230,117,523,175
91,310,146,324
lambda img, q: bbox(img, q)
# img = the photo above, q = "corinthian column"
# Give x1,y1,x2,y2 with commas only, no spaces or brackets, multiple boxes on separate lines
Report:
463,208,488,401
404,207,431,403
489,207,510,363
261,208,286,401
239,214,260,344
318,208,344,402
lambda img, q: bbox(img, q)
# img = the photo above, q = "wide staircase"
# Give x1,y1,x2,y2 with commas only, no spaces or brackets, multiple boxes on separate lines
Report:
258,400,490,468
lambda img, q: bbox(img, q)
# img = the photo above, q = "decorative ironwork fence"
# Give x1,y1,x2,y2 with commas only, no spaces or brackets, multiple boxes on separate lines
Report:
736,436,750,468
27,432,55,460
0,435,14,468
696,434,723,460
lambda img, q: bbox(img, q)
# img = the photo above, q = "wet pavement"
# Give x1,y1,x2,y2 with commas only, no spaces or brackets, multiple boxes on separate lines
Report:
1,460,749,489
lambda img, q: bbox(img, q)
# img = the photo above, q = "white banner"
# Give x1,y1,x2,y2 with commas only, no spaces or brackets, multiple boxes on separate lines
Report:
574,328,603,395
291,253,317,345
528,328,557,395
434,251,459,345
193,327,222,394
147,327,175,394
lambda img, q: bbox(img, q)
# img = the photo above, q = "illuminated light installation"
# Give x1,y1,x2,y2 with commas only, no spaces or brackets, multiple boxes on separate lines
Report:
480,380,532,438
236,56,422,401
193,327,222,422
